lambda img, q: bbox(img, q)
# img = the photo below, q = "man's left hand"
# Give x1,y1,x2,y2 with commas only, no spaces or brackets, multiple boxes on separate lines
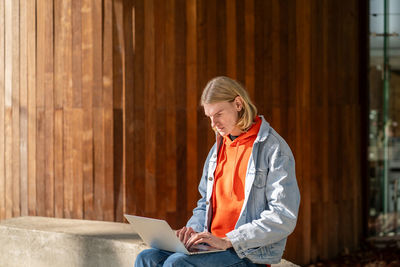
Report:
185,231,233,250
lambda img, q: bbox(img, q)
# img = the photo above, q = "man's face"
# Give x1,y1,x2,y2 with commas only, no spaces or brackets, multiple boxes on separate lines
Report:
203,98,242,136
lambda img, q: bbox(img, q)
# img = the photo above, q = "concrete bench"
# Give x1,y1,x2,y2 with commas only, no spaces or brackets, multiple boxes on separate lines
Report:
0,216,298,267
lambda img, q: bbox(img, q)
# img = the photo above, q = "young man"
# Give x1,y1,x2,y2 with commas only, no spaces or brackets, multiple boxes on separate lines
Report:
135,76,300,267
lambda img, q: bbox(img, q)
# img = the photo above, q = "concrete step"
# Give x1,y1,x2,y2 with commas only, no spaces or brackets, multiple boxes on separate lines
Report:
0,216,147,267
0,216,298,267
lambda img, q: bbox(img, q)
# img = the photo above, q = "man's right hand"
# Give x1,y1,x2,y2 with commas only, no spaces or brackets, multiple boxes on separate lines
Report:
175,226,197,246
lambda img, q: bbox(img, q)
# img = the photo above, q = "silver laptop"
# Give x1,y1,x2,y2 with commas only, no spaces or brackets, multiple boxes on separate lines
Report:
124,214,226,255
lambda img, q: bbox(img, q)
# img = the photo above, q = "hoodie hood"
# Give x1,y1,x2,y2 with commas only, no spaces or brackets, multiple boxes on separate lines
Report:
216,116,265,154
224,116,261,147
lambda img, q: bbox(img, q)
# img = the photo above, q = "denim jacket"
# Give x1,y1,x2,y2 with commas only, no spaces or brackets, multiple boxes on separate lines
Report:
187,116,300,264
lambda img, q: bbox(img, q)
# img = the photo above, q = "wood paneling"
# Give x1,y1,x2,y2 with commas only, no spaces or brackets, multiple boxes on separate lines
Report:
27,0,36,217
0,0,4,220
0,0,366,265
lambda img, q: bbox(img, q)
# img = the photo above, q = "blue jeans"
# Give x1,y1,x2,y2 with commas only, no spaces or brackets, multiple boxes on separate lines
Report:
134,248,266,267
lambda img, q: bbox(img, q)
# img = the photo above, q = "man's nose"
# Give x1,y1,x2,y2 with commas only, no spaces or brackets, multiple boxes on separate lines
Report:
210,117,216,128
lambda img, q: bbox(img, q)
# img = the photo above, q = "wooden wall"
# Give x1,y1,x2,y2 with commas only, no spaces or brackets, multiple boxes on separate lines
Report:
0,0,365,265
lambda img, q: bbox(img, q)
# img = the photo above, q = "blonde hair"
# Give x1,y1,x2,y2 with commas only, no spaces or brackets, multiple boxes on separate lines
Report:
201,76,257,131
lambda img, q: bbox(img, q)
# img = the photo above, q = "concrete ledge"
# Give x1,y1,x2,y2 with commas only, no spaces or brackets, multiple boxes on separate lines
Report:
0,216,147,267
0,216,298,267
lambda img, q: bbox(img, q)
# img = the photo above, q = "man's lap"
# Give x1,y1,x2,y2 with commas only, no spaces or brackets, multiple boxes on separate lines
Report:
135,248,267,267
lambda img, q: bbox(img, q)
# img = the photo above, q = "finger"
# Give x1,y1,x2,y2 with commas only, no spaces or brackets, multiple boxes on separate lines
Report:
186,232,210,248
183,229,193,244
183,228,196,245
175,229,181,238
191,236,213,248
178,227,186,242
185,233,201,248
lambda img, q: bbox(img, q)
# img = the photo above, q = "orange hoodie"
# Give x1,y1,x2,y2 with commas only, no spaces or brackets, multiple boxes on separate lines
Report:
211,116,261,238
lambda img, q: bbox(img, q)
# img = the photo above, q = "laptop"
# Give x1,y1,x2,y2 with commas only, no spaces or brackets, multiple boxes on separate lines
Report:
124,214,226,255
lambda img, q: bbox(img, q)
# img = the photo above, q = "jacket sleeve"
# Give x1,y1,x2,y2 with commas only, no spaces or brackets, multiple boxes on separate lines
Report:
226,142,300,257
186,145,215,233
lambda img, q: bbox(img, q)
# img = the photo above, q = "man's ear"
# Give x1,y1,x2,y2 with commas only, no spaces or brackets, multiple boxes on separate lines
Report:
234,96,243,111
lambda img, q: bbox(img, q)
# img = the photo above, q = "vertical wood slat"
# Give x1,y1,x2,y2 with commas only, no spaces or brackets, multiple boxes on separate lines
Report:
53,0,63,218
132,0,145,218
186,0,198,217
154,0,167,220
36,108,45,216
11,0,20,218
102,0,113,222
174,0,186,228
82,0,94,220
54,109,63,218
226,0,236,79
55,0,71,219
27,0,36,216
44,0,54,218
53,0,68,218
112,0,124,222
0,0,4,220
72,109,83,219
63,110,73,220
205,0,217,149
91,0,103,220
4,0,13,219
235,0,245,84
72,0,82,108
124,0,135,220
35,0,45,217
244,0,255,99
195,0,208,184
93,107,103,220
20,0,28,217
92,0,103,107
144,0,156,216
165,0,177,214
103,107,114,221
70,0,83,219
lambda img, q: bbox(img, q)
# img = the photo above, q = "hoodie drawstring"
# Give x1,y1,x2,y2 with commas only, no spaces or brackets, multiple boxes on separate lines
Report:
231,143,239,198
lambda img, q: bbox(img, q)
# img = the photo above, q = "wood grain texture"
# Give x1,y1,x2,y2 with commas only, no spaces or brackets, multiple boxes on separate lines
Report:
72,108,83,219
112,0,124,222
72,0,82,108
0,0,365,265
82,0,94,220
154,0,167,220
54,109,63,218
103,0,114,222
185,0,198,219
0,0,5,220
19,0,28,217
226,0,236,79
11,0,20,218
144,0,156,216
44,0,54,218
244,0,255,98
93,107,103,220
131,0,145,218
27,0,36,216
124,0,135,220
165,0,177,214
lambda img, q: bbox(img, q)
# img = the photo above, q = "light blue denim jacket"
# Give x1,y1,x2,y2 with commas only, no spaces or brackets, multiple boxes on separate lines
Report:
187,116,300,264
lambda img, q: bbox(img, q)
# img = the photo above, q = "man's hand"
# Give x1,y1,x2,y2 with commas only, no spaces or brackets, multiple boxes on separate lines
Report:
175,226,197,245
185,231,233,250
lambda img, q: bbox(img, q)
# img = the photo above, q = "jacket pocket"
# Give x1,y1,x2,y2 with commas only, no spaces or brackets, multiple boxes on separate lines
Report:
253,170,268,189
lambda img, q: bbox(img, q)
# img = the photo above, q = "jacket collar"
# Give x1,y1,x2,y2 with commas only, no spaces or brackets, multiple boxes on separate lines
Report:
255,115,270,143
